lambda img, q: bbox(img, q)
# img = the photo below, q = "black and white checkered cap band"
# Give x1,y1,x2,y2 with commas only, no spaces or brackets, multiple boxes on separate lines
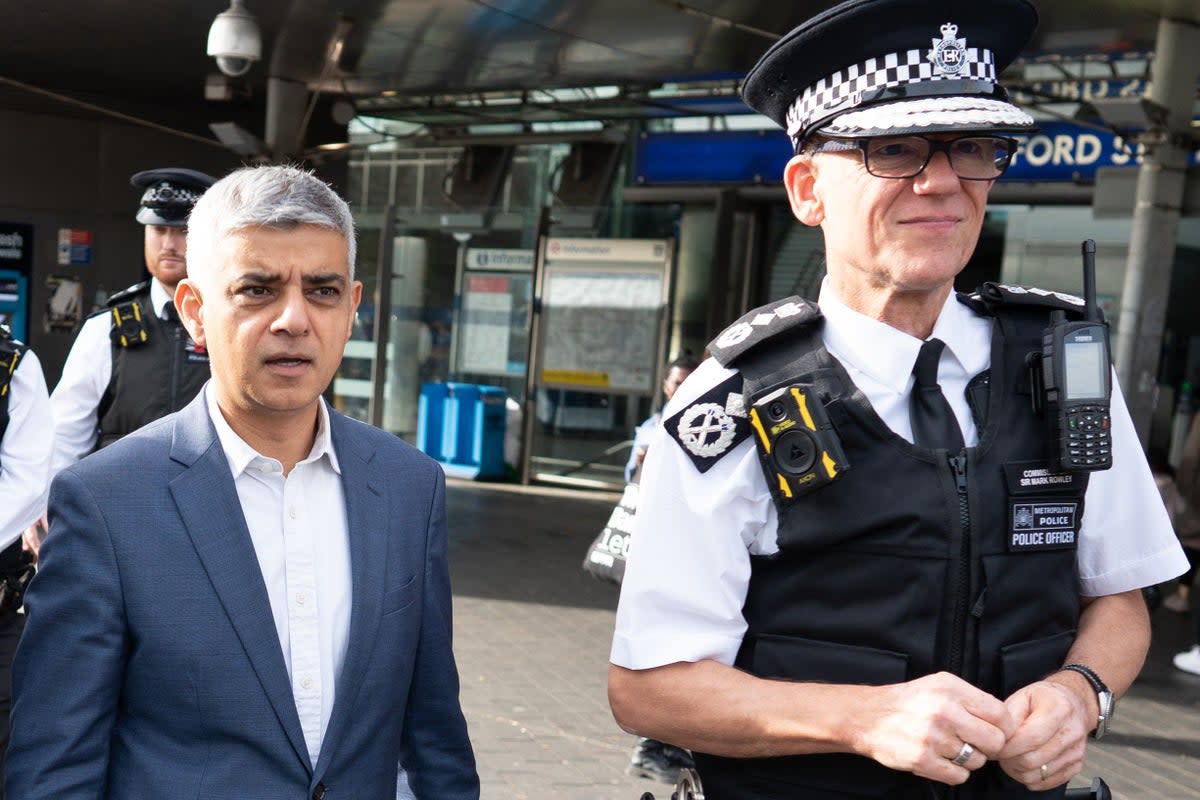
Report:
140,182,202,209
785,47,997,140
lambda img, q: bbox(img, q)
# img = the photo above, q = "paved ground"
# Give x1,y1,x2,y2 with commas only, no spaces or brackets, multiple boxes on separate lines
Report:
444,479,1200,800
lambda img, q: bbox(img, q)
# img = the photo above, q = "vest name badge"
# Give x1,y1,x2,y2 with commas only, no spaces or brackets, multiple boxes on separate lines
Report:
1008,501,1079,551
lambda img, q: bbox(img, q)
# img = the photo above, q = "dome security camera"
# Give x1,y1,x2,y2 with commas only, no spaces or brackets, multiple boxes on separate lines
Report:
207,0,262,78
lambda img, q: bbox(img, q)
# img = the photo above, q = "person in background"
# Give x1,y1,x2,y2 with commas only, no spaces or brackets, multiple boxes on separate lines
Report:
625,353,700,483
1167,417,1200,674
608,1,1188,798
623,353,699,783
0,325,52,798
24,168,216,556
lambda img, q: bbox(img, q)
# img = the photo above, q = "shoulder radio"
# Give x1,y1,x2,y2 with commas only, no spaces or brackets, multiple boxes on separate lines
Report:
1036,240,1112,471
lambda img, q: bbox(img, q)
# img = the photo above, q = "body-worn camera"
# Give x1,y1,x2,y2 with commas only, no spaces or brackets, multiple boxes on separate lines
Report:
749,384,849,499
1034,240,1112,471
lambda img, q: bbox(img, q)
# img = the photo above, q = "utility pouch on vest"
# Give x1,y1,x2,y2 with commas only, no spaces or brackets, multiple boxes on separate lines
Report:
750,384,849,501
110,301,149,348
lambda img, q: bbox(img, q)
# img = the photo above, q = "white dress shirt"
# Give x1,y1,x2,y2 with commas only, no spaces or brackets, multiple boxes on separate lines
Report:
0,350,53,548
205,387,353,766
49,279,175,473
611,280,1189,671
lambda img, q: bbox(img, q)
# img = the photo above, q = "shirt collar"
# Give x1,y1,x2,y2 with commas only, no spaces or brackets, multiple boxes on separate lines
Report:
205,385,342,478
149,279,174,319
817,279,990,394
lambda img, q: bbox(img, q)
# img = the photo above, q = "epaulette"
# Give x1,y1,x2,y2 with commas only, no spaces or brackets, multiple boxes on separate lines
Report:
663,373,754,474
104,280,151,309
0,324,26,400
105,282,153,349
706,296,822,368
959,282,1094,321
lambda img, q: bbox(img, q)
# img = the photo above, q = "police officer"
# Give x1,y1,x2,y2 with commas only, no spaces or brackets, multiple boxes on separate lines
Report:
608,2,1188,799
24,168,216,553
0,325,52,797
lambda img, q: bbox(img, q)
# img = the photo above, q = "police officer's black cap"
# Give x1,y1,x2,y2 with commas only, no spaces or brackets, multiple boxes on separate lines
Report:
742,0,1039,151
130,168,217,227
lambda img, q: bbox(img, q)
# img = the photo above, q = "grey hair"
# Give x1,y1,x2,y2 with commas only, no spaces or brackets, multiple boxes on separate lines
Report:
185,165,357,288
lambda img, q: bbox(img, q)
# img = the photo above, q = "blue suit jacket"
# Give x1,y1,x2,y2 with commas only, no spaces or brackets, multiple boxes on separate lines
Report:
8,394,479,799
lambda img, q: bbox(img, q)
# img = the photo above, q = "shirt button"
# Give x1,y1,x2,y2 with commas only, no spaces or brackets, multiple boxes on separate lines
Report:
301,677,313,690
296,592,307,604
288,507,297,519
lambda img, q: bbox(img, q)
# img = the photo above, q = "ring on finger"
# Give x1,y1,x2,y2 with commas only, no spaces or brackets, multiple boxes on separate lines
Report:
1040,764,1049,781
951,742,974,766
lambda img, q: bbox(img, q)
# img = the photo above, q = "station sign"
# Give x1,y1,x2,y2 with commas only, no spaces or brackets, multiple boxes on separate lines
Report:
1006,121,1200,182
0,222,33,271
464,248,534,271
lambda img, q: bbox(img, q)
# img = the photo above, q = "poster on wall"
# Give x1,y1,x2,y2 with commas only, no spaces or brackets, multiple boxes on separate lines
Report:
538,239,670,394
57,228,94,265
457,272,532,376
45,275,83,333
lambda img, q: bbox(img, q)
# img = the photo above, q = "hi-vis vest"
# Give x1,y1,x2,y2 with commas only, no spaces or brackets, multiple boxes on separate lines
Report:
0,324,28,452
669,287,1092,800
96,281,209,449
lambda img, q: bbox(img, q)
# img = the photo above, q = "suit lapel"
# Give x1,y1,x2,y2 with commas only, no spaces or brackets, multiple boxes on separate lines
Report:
167,396,312,772
314,412,387,777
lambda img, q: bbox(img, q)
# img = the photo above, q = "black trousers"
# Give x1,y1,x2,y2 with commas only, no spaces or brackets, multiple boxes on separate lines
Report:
0,608,24,800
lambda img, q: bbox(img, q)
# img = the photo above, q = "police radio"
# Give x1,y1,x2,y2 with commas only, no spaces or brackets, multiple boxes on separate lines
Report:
1037,240,1113,472
749,384,849,500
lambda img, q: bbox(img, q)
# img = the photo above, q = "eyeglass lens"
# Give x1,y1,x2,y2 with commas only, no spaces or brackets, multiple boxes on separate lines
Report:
863,136,1014,180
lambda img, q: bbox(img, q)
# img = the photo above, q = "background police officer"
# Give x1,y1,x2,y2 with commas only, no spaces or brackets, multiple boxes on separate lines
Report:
24,168,215,555
608,1,1188,799
0,324,52,797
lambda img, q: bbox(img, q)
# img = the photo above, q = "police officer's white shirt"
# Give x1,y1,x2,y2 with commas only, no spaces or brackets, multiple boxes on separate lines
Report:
611,280,1189,671
0,351,52,548
205,386,352,767
48,278,175,473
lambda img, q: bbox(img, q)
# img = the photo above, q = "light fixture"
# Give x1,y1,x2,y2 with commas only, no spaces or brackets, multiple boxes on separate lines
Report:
207,0,262,78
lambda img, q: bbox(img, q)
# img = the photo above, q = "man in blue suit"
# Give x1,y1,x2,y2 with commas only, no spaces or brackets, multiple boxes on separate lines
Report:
8,165,480,799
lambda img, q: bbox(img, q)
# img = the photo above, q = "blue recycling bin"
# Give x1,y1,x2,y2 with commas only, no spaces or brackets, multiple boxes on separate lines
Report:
417,382,507,479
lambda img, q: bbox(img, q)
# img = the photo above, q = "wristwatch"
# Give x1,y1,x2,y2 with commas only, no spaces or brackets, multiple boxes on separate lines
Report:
1060,663,1114,739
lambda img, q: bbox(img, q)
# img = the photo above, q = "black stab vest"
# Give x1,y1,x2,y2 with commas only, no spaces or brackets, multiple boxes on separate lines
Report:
694,294,1088,800
96,283,210,449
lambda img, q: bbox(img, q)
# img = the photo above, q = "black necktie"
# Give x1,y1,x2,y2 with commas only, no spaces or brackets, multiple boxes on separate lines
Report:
910,338,964,452
162,302,180,325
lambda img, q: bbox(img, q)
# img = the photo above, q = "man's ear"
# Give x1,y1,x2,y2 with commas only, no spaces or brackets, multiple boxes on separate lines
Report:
346,280,363,339
175,279,206,346
784,154,824,227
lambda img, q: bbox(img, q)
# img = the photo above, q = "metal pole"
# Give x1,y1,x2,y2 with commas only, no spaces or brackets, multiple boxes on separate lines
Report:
446,233,471,381
368,205,397,429
1114,15,1200,446
519,206,554,485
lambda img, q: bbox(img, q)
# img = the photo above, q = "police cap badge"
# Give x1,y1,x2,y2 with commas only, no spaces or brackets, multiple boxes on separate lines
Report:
741,0,1039,151
130,168,218,227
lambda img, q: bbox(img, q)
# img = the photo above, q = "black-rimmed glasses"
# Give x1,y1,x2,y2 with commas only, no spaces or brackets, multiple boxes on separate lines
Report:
810,135,1018,180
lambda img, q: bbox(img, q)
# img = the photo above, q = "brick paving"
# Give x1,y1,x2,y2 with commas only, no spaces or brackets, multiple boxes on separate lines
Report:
445,480,1200,800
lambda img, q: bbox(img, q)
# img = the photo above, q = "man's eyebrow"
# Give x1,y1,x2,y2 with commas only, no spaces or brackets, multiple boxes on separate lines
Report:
231,270,282,284
304,272,348,287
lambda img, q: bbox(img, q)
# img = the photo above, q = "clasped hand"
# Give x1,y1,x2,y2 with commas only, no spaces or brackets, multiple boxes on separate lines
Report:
857,672,1091,788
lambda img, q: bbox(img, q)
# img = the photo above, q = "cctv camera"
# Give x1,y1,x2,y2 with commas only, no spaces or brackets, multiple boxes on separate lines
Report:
214,55,254,78
207,0,262,78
